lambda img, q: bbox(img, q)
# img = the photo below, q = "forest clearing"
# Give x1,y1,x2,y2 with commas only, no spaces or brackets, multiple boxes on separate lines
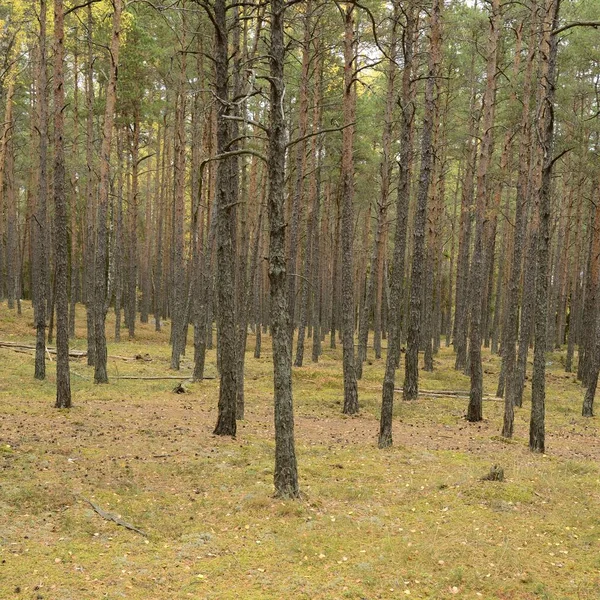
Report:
1,304,600,599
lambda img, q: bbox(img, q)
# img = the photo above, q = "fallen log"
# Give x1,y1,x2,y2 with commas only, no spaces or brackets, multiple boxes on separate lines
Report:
0,341,86,358
394,387,501,401
114,375,216,381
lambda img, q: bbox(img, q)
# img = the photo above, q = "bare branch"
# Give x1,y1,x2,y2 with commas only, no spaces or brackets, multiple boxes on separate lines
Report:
286,122,355,149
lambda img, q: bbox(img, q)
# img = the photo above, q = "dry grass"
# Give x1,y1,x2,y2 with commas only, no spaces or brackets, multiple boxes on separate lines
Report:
1,302,600,599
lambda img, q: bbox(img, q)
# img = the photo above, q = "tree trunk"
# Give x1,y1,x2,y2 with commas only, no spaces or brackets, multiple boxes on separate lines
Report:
85,3,96,366
171,23,187,369
530,0,560,453
212,0,238,437
379,5,416,448
53,0,71,408
310,48,324,364
94,0,122,384
453,58,480,372
404,0,441,401
340,5,359,415
34,1,48,379
466,0,500,422
269,0,299,498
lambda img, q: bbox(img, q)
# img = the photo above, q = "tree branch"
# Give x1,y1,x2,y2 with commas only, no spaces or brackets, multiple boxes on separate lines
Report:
286,122,355,149
553,21,600,35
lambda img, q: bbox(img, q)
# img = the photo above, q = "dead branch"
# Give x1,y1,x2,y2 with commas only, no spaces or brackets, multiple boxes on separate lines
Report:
84,498,147,537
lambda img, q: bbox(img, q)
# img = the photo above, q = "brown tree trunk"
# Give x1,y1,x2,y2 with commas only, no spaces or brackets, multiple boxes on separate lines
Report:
34,1,48,379
287,0,312,339
530,0,560,452
269,0,299,498
1,81,16,310
340,5,359,414
467,0,500,422
84,3,96,366
113,133,124,342
404,0,442,401
94,0,122,384
53,0,71,408
310,46,324,364
212,0,238,436
453,54,480,372
379,4,417,448
171,21,187,369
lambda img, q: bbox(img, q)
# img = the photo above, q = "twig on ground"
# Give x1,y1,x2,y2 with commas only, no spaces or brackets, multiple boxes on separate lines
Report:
83,498,147,537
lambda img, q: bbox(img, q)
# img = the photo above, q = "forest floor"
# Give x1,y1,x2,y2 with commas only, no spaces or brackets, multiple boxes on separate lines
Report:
1,302,600,600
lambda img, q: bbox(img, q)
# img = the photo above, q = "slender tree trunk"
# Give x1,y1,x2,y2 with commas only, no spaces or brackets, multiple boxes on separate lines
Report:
94,0,122,384
310,49,324,364
171,24,187,369
530,0,560,453
379,5,416,448
34,1,48,379
154,116,167,333
53,0,71,408
287,0,312,340
68,37,80,339
212,0,238,436
340,5,359,414
467,0,500,422
453,59,479,371
114,132,124,341
3,81,16,311
126,109,140,340
269,0,299,498
84,3,96,366
404,0,442,401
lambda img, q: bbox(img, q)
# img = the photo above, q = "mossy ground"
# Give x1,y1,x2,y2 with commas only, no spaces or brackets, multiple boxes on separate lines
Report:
1,302,599,599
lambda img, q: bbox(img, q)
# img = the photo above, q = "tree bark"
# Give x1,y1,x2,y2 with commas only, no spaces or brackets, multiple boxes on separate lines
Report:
340,5,359,415
53,0,72,408
467,0,500,423
269,0,299,498
379,5,416,448
34,1,48,379
530,0,561,453
404,0,442,401
171,20,187,369
212,0,238,437
498,15,535,410
94,0,122,384
84,3,96,366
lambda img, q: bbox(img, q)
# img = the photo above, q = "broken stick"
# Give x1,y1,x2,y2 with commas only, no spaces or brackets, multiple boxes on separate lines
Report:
84,498,147,537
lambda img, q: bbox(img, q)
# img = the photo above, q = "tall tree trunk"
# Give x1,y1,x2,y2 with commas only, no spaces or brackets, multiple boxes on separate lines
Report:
126,109,140,340
34,0,48,379
310,47,324,364
94,0,122,384
171,22,187,369
403,0,442,401
467,0,500,422
53,0,71,408
287,0,312,339
530,0,560,452
340,5,359,415
453,54,480,371
1,81,16,310
154,116,167,333
113,131,124,341
269,0,299,498
212,0,238,436
498,20,532,409
84,3,96,366
379,5,416,447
